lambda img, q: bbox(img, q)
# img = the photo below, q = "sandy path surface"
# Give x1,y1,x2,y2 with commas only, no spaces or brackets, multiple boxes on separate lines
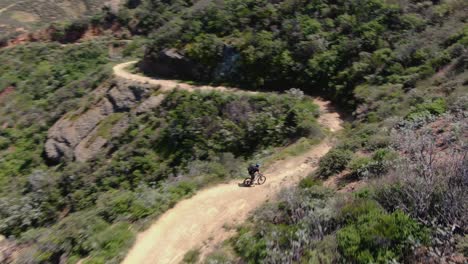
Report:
113,61,255,94
114,61,344,264
123,142,332,264
0,3,18,15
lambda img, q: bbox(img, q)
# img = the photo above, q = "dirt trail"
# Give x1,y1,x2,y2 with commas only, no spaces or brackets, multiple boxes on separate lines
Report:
0,3,18,15
115,61,344,264
113,61,255,94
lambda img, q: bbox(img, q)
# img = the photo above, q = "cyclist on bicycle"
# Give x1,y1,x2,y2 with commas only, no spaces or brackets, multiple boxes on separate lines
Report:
247,163,260,185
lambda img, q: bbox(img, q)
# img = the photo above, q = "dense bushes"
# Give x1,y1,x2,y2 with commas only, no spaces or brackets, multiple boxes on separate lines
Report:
375,119,468,259
0,43,110,237
156,91,320,165
317,149,352,177
232,186,338,263
337,200,428,263
348,149,396,178
228,186,429,263
406,97,447,120
17,213,135,264
135,0,466,106
226,89,466,263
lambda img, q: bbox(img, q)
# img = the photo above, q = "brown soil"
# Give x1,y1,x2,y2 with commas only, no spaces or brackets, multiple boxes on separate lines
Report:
113,61,256,94
0,86,15,102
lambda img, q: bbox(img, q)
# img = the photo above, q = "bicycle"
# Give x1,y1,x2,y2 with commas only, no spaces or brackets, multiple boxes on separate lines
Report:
243,172,266,186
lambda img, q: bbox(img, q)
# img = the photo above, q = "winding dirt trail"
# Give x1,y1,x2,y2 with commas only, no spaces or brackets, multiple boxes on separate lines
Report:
114,61,343,264
114,61,255,94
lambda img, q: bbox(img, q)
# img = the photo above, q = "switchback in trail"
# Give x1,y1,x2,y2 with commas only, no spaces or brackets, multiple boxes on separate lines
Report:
113,61,344,264
113,61,255,94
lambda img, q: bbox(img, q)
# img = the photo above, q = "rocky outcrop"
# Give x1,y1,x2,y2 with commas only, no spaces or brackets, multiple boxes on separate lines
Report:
136,94,165,114
45,80,164,163
139,46,241,83
139,48,197,79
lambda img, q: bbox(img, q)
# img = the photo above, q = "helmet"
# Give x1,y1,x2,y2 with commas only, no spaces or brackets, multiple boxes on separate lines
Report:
255,163,260,168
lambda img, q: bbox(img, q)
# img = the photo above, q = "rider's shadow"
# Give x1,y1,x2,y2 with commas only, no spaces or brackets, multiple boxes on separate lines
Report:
238,183,251,187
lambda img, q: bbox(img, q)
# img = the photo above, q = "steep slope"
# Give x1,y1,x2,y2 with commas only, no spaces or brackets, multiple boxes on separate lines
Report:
122,97,343,264
0,45,326,263
0,0,119,35
0,0,466,263
45,61,262,163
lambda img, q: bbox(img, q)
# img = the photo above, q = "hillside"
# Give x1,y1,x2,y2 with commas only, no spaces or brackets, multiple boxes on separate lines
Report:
0,0,118,36
0,0,467,263
0,42,325,264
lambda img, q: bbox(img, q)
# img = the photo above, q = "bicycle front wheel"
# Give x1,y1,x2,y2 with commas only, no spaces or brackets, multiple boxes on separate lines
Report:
257,174,266,185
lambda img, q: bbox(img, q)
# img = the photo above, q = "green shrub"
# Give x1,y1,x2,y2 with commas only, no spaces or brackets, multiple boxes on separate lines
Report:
456,235,468,256
366,134,391,151
337,209,428,263
0,137,9,150
205,251,233,264
348,149,396,178
339,199,383,224
168,181,197,201
85,222,135,264
23,212,110,263
338,124,384,151
299,176,321,189
372,148,397,163
183,249,200,263
353,188,373,199
349,156,373,177
231,185,337,263
303,235,338,264
366,112,379,123
234,227,267,262
157,91,320,164
97,190,154,222
407,98,447,120
318,149,353,177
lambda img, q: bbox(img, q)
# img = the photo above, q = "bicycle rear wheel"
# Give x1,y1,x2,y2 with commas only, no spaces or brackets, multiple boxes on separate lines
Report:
243,178,252,186
257,174,266,185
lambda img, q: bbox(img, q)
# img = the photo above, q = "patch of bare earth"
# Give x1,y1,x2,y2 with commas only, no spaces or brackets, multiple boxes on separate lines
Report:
323,170,366,193
113,61,255,95
0,86,14,102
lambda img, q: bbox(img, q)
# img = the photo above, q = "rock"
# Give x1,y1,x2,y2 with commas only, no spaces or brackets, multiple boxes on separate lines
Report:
139,48,196,79
44,81,162,163
108,85,139,111
136,94,165,114
45,100,110,163
74,136,108,162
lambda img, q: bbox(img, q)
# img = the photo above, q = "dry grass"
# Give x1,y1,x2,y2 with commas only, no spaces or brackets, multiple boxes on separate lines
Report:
0,0,112,35
9,11,38,23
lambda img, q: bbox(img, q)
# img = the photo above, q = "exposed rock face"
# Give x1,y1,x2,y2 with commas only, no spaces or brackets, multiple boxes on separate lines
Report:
139,48,197,79
45,80,163,163
139,46,241,82
136,94,165,114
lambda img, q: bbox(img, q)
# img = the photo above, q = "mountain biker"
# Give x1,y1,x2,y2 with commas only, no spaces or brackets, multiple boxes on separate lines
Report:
247,163,260,185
